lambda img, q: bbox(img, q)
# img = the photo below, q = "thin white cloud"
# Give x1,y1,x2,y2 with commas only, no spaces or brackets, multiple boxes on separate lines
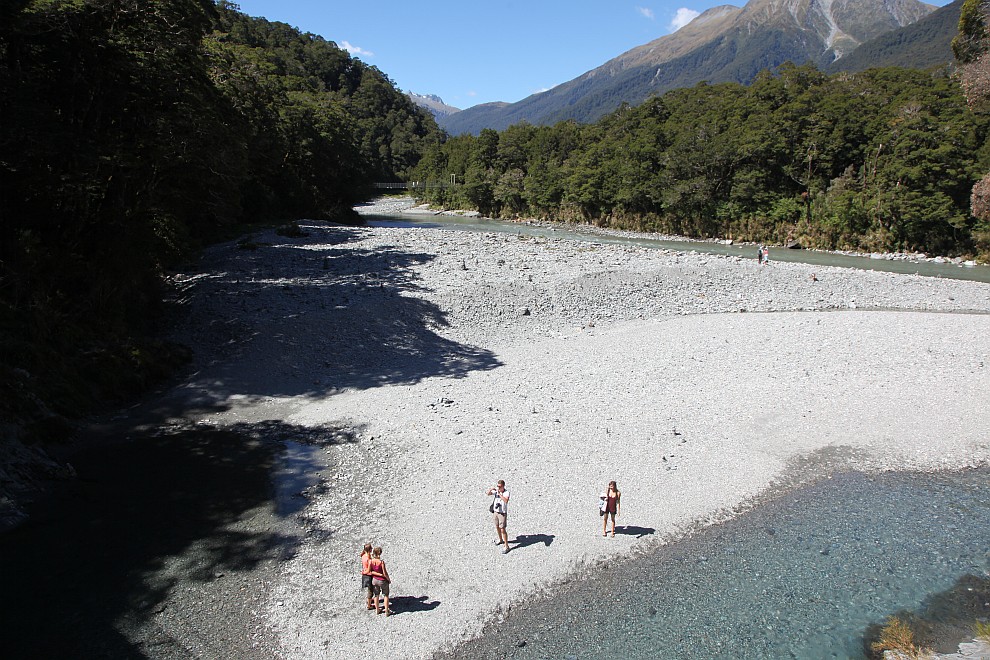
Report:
670,8,700,31
340,41,374,57
637,6,655,20
466,91,478,97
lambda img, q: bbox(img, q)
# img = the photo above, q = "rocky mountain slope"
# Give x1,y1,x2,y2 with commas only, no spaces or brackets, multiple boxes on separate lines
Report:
827,0,962,73
406,92,461,120
441,0,938,135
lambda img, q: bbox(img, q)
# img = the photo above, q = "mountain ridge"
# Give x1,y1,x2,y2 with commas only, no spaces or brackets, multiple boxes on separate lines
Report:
440,0,939,135
827,0,962,73
406,91,461,120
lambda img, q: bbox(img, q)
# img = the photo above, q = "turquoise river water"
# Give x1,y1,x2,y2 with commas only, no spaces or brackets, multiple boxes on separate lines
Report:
444,469,990,659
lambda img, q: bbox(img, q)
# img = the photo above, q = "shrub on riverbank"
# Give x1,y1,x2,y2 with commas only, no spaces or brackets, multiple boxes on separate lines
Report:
869,616,933,658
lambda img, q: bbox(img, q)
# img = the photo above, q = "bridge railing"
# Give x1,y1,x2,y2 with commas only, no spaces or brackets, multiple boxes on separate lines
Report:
373,179,458,190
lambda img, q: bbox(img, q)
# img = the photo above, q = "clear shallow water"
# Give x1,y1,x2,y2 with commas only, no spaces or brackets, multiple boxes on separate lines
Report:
364,213,990,284
445,470,990,660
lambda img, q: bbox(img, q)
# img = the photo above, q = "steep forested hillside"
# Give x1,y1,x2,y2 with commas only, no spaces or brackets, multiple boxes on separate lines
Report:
417,65,990,260
0,0,439,432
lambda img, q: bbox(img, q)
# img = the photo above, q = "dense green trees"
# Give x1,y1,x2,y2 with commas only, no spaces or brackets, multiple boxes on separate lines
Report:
954,0,990,245
415,64,990,258
0,0,439,422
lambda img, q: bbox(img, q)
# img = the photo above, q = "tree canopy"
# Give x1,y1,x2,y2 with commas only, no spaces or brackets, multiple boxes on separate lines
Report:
415,63,990,258
0,0,440,423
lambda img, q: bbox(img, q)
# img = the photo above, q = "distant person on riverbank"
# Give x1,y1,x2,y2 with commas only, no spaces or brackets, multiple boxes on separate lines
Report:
486,479,511,554
762,245,770,264
758,245,765,264
369,547,392,616
360,543,374,611
601,480,621,537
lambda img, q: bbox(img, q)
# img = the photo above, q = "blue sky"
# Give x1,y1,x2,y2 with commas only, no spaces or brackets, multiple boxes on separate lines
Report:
232,0,956,110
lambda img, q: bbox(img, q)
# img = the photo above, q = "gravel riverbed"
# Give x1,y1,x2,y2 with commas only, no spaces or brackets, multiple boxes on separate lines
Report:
131,198,990,658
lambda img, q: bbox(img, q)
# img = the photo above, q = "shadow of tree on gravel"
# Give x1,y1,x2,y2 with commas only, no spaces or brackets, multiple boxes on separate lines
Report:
163,223,504,414
0,420,354,658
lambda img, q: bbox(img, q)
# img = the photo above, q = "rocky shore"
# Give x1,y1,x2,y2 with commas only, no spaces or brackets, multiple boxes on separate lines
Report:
144,197,990,658
363,196,985,267
30,197,988,658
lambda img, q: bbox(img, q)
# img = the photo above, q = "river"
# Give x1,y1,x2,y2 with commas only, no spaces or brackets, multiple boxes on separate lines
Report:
442,469,990,659
364,212,990,284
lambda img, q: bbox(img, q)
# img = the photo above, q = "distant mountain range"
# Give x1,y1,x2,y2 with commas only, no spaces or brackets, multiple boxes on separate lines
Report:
440,0,960,136
406,92,461,120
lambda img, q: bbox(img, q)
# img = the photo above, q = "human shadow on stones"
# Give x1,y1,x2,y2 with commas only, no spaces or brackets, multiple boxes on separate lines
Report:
512,533,555,550
862,573,990,657
0,420,356,658
387,595,441,615
162,222,503,412
614,525,655,539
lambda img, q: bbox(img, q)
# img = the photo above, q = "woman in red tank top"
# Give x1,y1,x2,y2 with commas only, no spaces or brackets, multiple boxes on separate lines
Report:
369,547,392,616
602,480,621,537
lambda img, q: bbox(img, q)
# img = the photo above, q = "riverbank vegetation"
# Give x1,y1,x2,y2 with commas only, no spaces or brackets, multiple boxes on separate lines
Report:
414,64,990,260
869,616,933,658
0,0,440,432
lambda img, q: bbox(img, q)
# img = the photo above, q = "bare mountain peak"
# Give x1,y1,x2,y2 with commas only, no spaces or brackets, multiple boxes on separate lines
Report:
441,0,942,135
739,0,936,55
693,4,743,24
406,92,461,120
630,0,937,67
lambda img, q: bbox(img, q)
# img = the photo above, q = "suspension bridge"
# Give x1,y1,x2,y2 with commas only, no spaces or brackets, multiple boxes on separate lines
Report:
373,176,459,190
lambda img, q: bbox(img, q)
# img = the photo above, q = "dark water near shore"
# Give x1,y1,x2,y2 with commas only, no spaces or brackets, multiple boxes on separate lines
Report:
445,469,990,660
364,213,990,284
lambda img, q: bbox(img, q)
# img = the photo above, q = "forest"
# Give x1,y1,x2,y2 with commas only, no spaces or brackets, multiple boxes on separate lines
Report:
415,63,990,260
0,0,440,426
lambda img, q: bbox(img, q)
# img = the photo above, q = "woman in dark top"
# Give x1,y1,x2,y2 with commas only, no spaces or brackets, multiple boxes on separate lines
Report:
602,480,621,537
360,543,374,611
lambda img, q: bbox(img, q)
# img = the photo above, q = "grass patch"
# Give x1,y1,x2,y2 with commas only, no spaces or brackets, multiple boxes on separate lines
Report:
869,616,933,659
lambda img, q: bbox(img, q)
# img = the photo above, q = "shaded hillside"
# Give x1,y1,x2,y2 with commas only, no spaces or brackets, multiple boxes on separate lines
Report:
828,0,962,73
0,0,440,438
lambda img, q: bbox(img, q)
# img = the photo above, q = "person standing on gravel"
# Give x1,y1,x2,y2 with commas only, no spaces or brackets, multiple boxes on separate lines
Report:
486,480,511,554
369,547,392,616
360,543,374,611
601,480,621,537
